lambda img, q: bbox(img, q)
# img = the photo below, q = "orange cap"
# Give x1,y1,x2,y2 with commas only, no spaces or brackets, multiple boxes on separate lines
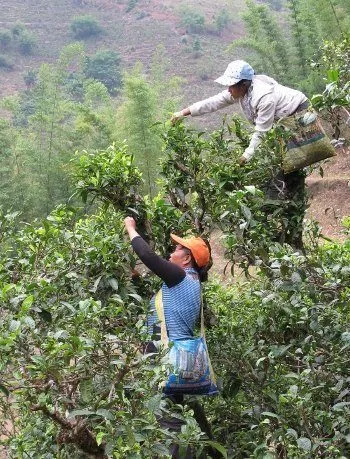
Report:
170,234,210,268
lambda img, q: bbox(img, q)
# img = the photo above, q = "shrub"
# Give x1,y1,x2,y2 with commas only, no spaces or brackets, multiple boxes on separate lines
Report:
0,148,200,457
205,238,350,457
0,206,168,457
23,69,38,87
0,30,12,49
214,9,231,34
193,38,202,58
0,54,13,70
265,0,284,10
125,0,139,13
198,67,210,80
63,72,85,99
136,11,148,20
70,15,103,39
18,31,36,55
179,6,205,34
11,22,26,38
85,50,121,94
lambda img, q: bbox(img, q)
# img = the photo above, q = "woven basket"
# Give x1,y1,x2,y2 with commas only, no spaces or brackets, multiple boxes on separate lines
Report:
280,108,336,174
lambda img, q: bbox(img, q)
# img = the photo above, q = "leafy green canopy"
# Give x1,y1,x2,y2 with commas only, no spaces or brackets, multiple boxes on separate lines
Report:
0,116,349,457
114,58,182,198
179,5,206,34
0,142,212,457
311,36,350,139
71,142,193,255
85,50,122,95
205,234,350,458
159,119,305,268
70,15,103,40
0,208,164,457
115,66,163,197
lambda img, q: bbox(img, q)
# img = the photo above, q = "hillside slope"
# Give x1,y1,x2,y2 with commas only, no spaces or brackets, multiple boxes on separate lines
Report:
307,145,350,240
0,0,245,112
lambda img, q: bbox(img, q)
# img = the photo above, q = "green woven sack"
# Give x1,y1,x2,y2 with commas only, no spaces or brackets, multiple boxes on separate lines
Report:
279,108,336,174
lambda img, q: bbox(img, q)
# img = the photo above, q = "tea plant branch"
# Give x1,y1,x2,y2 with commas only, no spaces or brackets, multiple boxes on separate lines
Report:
173,160,191,175
30,404,107,458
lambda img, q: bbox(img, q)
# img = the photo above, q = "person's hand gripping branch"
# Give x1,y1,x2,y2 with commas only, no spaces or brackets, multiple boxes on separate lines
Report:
124,216,139,241
171,108,191,125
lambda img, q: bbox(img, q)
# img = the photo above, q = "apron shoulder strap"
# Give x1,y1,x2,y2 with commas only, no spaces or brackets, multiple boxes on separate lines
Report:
154,289,169,348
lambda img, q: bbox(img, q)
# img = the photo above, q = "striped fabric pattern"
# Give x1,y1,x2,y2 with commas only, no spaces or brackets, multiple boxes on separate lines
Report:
148,268,201,341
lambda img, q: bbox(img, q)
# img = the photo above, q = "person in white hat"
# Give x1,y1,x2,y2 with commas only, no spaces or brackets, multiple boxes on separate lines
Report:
172,60,310,249
172,60,308,165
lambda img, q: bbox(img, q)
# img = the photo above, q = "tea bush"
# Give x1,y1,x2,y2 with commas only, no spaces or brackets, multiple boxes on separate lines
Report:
0,143,211,457
204,236,350,457
70,16,103,39
159,119,303,267
85,50,121,94
18,30,37,55
0,119,348,458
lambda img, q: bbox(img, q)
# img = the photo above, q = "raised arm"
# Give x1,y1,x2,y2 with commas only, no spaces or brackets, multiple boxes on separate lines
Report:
124,217,185,288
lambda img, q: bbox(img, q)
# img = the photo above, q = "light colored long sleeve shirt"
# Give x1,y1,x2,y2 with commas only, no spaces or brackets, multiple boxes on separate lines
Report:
189,75,307,161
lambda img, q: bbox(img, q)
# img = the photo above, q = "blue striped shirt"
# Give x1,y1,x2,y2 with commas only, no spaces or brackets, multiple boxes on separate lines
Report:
148,268,201,341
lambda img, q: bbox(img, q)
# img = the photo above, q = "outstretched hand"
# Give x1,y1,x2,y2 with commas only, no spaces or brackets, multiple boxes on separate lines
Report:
171,111,185,125
238,156,247,166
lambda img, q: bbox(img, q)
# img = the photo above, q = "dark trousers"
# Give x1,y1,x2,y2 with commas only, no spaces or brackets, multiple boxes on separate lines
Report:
157,394,218,459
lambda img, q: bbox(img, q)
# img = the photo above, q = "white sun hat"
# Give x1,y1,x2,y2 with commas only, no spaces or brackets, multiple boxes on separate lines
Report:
215,60,254,86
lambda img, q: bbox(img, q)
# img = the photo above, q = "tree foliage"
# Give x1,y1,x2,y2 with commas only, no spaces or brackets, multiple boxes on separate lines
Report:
0,23,37,56
85,50,122,94
230,0,294,85
115,65,165,197
0,55,13,70
70,15,103,39
213,9,231,35
231,0,349,93
0,30,12,49
306,0,350,40
179,5,206,34
0,44,117,220
311,36,350,138
18,30,37,55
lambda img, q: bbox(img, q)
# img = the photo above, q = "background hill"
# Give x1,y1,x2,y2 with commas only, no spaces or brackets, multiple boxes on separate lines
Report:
0,0,348,241
0,0,245,114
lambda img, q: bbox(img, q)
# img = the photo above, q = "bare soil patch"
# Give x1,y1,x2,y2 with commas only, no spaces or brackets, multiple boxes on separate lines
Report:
306,146,350,240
